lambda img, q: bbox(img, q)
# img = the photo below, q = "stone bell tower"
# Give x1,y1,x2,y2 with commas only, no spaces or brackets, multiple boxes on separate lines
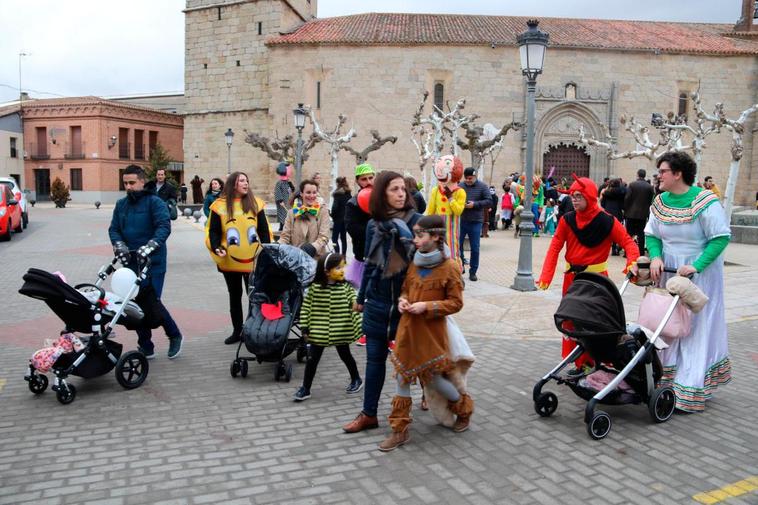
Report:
734,0,758,32
183,0,316,190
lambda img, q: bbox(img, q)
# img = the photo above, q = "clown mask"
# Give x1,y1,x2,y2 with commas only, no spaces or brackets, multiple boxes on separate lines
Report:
433,155,463,185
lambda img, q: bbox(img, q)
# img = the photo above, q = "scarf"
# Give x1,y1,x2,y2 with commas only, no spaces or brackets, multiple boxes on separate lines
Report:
365,209,416,279
413,248,445,269
292,201,320,218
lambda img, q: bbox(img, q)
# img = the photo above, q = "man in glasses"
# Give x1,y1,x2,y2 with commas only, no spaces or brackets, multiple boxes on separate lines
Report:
537,174,639,374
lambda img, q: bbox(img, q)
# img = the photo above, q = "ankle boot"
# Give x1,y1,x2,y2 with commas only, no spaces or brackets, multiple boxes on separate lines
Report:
378,396,412,451
448,393,474,433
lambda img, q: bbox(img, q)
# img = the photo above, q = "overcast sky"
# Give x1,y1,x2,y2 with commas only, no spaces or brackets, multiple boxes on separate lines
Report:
0,0,744,104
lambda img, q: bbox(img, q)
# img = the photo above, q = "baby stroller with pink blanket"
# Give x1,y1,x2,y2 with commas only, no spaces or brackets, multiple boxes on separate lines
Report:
20,254,153,404
532,270,684,440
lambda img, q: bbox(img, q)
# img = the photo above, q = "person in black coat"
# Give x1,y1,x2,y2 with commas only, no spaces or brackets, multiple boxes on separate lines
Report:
623,169,655,254
145,168,178,202
600,177,626,255
330,177,352,255
405,176,426,214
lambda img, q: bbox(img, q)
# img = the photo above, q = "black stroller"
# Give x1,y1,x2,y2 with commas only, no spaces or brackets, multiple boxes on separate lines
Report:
20,255,154,404
533,270,682,440
230,244,315,382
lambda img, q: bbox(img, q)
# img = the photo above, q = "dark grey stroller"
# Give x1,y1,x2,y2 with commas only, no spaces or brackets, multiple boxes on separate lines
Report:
20,255,155,404
230,244,315,382
532,270,684,440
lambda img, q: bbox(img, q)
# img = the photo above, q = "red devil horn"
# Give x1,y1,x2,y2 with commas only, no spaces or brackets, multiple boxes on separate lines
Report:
571,173,586,189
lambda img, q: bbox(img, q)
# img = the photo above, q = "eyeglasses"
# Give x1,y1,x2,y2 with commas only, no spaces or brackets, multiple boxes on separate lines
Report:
658,168,672,175
570,194,585,201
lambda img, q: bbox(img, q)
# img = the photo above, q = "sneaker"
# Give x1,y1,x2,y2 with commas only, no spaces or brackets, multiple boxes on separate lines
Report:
356,335,367,346
346,378,363,394
462,258,469,266
167,335,183,359
293,386,311,402
138,347,155,360
469,272,478,282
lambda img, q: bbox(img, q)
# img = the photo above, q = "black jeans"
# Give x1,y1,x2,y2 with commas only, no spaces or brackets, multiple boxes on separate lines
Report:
625,218,647,255
222,271,249,336
331,221,347,255
302,343,360,390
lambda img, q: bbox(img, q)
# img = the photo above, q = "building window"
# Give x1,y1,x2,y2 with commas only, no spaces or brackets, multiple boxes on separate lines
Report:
258,22,263,35
149,131,158,157
236,60,240,66
68,125,83,159
10,137,17,158
204,63,208,70
217,6,222,20
316,81,321,109
135,129,145,160
70,168,83,191
677,92,688,119
433,82,444,112
119,128,130,159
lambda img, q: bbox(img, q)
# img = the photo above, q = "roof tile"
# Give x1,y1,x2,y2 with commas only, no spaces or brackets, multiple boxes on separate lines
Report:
267,13,758,56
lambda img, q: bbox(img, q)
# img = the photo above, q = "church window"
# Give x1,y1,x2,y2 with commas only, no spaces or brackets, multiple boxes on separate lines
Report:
236,60,240,66
217,7,222,20
258,22,263,35
677,92,688,119
316,81,321,109
433,82,444,112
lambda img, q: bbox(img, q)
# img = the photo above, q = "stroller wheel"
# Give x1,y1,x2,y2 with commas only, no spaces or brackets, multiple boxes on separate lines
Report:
230,359,241,378
586,410,612,440
648,386,676,423
240,360,248,378
534,392,558,417
28,374,48,395
56,384,77,405
284,363,293,383
116,351,149,390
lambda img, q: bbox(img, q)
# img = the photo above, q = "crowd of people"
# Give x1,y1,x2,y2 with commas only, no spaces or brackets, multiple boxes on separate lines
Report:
108,150,732,452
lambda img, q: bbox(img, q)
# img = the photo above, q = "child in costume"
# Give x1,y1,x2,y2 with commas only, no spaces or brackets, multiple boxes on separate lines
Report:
519,174,544,237
537,175,639,372
542,199,557,236
425,155,466,269
293,253,363,401
378,215,472,452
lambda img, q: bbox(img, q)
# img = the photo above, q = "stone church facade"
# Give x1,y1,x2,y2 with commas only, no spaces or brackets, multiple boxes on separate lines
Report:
184,0,758,204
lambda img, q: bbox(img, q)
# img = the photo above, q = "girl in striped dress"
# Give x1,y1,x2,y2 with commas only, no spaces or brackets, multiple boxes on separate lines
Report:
293,253,363,401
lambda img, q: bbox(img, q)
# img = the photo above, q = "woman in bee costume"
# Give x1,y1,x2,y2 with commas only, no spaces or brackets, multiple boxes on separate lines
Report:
207,171,273,345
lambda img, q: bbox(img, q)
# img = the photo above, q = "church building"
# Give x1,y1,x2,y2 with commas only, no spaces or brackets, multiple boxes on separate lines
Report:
184,0,758,204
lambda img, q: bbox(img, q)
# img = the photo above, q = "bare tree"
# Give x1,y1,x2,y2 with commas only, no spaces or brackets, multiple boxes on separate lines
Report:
457,121,521,173
244,130,321,163
308,109,356,207
341,130,398,164
721,102,758,219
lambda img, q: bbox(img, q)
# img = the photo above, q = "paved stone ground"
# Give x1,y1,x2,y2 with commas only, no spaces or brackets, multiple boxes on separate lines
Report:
1,205,757,505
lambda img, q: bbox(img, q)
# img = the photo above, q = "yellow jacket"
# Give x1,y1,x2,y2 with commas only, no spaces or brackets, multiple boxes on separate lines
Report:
425,186,466,217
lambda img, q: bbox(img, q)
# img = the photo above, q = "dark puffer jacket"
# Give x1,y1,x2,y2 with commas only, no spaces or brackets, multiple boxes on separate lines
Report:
357,212,421,340
344,196,371,261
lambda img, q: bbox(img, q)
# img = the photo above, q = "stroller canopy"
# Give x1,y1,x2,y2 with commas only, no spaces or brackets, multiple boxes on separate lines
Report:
252,244,316,291
554,272,626,338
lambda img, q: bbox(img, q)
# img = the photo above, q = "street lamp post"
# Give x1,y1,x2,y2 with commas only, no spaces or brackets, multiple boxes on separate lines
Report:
512,19,549,292
225,128,234,175
292,103,307,188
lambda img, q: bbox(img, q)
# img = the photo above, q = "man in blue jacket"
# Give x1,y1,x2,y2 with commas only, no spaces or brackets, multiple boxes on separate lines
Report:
459,167,492,282
109,165,183,359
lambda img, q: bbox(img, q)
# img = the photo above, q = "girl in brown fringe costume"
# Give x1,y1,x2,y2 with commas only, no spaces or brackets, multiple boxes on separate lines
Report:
378,215,473,452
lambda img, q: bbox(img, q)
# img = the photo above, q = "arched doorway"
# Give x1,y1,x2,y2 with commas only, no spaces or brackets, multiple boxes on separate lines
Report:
543,143,590,182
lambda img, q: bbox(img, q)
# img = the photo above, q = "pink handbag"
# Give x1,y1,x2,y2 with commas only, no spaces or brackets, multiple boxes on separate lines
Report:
637,287,692,340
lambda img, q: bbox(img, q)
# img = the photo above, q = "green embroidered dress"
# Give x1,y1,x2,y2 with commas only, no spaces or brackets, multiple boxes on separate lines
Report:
644,187,731,412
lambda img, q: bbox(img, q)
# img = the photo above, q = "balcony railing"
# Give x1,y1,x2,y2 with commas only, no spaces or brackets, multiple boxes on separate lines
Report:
135,144,145,160
29,143,50,160
64,143,85,160
119,142,131,160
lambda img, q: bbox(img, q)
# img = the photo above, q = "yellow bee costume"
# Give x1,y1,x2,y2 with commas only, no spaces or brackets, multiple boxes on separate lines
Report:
205,197,272,273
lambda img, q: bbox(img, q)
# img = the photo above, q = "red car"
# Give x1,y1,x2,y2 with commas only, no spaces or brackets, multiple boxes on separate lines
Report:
0,184,22,241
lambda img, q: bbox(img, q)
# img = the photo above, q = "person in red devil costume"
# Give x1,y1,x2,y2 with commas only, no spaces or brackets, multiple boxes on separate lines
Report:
537,174,640,371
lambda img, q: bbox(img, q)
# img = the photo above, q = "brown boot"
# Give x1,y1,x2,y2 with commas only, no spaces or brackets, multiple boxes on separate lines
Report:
378,428,410,452
342,412,379,433
378,396,413,451
449,393,474,433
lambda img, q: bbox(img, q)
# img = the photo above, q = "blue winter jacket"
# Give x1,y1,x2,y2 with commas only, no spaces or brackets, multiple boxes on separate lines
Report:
357,212,421,340
109,189,171,275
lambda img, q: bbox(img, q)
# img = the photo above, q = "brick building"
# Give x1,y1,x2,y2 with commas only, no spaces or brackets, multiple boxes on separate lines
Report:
184,0,758,204
22,97,183,203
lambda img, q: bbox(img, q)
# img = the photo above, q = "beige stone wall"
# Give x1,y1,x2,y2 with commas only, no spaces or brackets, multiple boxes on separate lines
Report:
0,130,25,186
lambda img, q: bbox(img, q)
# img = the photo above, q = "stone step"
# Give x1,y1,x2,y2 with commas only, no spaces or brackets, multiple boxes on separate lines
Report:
731,209,758,227
730,225,758,244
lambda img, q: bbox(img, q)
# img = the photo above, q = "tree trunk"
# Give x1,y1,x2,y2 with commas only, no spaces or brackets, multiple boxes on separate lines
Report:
723,158,740,221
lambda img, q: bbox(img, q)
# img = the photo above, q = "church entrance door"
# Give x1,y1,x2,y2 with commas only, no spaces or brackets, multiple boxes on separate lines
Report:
543,143,590,182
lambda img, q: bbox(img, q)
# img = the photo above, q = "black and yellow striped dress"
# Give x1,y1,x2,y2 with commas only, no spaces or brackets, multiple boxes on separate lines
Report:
301,282,362,346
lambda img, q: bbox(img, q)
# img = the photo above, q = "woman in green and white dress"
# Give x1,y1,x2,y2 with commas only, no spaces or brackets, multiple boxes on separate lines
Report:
645,152,731,413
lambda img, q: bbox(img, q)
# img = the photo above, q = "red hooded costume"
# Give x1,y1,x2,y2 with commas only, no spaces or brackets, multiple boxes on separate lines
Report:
537,175,639,365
